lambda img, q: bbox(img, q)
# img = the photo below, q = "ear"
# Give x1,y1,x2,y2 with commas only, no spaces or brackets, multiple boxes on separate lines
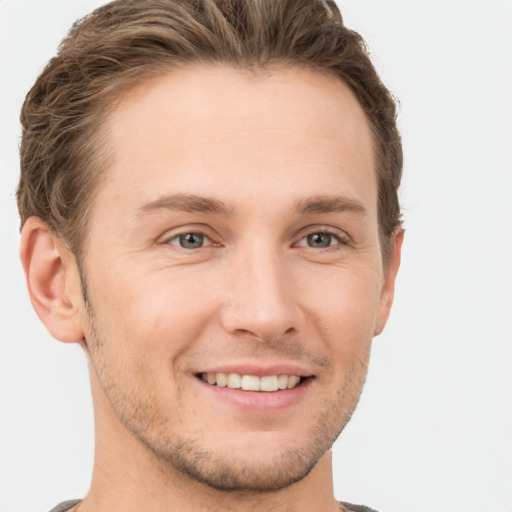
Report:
20,217,85,343
374,228,404,336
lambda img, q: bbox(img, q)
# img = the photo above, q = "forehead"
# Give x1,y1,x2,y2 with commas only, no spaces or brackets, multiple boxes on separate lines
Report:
92,65,376,225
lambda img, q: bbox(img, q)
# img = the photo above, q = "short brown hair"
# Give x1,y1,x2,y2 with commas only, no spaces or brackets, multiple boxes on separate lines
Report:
17,0,402,262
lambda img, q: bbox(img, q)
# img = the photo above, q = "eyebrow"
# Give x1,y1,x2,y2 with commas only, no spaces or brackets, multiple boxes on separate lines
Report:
295,195,368,216
137,193,236,216
136,193,367,218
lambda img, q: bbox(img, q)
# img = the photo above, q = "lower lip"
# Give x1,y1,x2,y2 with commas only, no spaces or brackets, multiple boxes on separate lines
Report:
195,377,313,413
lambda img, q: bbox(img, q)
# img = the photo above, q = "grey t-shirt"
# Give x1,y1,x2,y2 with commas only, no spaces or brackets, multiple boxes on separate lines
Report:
340,502,381,512
50,500,380,511
49,501,81,512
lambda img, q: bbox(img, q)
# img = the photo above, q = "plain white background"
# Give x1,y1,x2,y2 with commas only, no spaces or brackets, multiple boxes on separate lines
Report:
1,1,511,511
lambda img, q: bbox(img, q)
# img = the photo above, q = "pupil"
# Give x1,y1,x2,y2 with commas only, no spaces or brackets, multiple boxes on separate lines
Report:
308,233,331,248
180,233,203,248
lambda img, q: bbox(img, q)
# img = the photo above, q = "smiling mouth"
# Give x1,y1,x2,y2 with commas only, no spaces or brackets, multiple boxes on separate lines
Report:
197,372,307,392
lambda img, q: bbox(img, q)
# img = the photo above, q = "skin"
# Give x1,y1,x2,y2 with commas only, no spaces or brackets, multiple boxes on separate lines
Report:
21,65,402,512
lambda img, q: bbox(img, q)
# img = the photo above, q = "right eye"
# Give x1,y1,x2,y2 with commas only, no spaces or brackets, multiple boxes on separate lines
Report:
295,230,347,250
166,232,211,249
303,232,336,248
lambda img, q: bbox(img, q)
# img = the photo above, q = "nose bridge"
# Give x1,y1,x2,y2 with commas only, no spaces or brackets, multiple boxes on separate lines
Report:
221,237,298,341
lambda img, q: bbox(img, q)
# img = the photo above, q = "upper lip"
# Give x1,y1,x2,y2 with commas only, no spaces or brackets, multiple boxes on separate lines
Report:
195,363,314,378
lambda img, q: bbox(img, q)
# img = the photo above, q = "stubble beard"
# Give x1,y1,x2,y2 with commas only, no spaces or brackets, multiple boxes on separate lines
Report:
116,381,366,494
91,344,368,493
82,284,370,494
154,391,364,493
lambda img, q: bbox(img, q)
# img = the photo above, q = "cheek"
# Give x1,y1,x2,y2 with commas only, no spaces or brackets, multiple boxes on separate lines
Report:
300,264,382,353
82,270,213,412
89,265,219,360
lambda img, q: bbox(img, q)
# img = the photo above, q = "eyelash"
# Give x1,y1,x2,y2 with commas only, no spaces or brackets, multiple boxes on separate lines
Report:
295,229,349,250
164,231,216,250
161,226,349,252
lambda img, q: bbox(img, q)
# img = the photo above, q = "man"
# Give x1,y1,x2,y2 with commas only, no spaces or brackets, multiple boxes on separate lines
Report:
17,0,403,510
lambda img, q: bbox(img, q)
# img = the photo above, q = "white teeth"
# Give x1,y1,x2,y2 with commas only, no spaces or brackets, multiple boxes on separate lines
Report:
241,375,260,391
277,375,288,390
216,372,227,387
260,375,278,392
227,373,241,389
287,375,300,389
200,372,303,391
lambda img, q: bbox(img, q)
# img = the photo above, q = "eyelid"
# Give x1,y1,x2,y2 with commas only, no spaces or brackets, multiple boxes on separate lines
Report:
155,224,350,248
166,232,212,247
157,224,219,246
294,225,351,247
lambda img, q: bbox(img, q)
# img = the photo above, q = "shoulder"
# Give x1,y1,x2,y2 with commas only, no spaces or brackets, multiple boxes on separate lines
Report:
339,501,381,512
48,500,81,512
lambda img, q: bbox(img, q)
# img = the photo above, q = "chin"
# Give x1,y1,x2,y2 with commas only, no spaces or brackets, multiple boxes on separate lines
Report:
158,437,325,492
137,404,350,493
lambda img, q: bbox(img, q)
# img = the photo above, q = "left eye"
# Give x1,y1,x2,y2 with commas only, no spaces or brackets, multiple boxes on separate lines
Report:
298,232,340,248
167,232,210,249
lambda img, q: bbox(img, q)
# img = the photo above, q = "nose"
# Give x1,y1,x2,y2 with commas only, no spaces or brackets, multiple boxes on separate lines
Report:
220,244,301,343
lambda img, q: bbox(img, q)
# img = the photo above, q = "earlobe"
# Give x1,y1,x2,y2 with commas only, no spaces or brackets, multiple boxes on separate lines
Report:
374,228,404,336
20,217,85,343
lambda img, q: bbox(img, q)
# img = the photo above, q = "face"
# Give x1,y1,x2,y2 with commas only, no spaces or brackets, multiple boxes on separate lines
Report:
78,65,397,492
